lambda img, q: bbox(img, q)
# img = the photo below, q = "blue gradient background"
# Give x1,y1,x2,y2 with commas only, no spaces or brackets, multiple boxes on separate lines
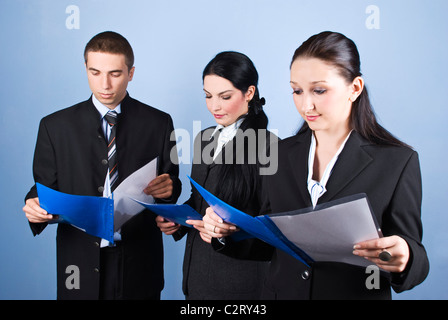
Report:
0,0,446,300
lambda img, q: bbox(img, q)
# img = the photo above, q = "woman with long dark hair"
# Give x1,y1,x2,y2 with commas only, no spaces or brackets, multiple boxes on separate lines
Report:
157,51,276,299
204,32,429,299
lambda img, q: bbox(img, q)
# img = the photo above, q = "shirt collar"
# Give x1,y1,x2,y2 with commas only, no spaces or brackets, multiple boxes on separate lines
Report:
307,130,352,183
307,130,353,208
209,116,246,141
92,94,122,119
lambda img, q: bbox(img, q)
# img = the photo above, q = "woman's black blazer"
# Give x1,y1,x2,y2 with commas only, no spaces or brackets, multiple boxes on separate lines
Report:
261,129,429,300
174,124,276,299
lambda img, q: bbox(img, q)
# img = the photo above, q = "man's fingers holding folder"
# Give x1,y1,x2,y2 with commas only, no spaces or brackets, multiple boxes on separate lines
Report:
155,215,180,235
23,197,55,223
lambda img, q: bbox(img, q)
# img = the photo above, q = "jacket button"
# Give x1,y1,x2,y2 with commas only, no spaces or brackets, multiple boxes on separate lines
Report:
101,159,108,165
98,186,104,193
94,267,100,273
301,270,311,280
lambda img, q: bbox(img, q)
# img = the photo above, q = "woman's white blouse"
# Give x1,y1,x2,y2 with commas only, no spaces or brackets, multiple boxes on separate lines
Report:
210,117,246,160
307,131,352,208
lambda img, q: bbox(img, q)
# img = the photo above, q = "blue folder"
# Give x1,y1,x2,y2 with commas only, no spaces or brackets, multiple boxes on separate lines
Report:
36,183,114,243
35,183,203,243
132,200,203,227
187,176,313,266
188,176,384,268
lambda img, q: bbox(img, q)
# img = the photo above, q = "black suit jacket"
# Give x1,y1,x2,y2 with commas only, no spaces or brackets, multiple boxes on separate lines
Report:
261,129,429,300
174,125,274,299
25,94,181,299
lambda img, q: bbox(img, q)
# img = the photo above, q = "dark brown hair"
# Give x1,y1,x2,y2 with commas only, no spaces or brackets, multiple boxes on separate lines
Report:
292,31,409,148
84,31,134,71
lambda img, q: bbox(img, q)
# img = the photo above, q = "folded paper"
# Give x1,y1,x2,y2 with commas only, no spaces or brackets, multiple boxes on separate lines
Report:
113,158,158,231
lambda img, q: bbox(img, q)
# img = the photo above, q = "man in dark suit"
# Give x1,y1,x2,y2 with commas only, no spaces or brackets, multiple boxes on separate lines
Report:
22,31,181,299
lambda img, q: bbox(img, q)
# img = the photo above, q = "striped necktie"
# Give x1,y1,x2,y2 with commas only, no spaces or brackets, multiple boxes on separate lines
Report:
104,111,118,189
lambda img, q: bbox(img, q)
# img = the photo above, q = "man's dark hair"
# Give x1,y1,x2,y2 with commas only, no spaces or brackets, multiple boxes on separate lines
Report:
84,31,134,71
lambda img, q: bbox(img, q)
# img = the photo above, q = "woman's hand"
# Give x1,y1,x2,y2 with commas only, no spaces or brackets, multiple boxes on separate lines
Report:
186,218,212,243
203,207,238,237
187,207,238,243
353,235,410,273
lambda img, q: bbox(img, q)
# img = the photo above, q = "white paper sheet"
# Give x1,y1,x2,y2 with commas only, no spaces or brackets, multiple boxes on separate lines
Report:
112,158,158,231
268,195,382,267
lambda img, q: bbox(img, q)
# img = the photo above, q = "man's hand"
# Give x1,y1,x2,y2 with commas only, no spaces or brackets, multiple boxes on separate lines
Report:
143,173,173,199
23,197,55,223
155,215,180,235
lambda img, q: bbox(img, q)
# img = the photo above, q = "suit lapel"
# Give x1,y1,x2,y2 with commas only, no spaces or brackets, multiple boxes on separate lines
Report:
288,130,313,207
81,96,109,190
319,131,373,203
84,95,105,134
114,94,130,183
192,127,217,187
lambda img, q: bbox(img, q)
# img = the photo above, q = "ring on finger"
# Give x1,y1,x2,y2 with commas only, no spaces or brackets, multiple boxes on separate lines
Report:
379,249,392,262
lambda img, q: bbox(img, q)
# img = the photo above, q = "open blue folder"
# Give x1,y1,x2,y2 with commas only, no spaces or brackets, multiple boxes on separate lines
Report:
188,176,382,268
132,200,203,227
35,183,203,243
187,176,313,267
36,183,114,243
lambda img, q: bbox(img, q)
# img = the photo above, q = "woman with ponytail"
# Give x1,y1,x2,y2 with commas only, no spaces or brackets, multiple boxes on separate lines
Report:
157,51,276,300
204,32,429,299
